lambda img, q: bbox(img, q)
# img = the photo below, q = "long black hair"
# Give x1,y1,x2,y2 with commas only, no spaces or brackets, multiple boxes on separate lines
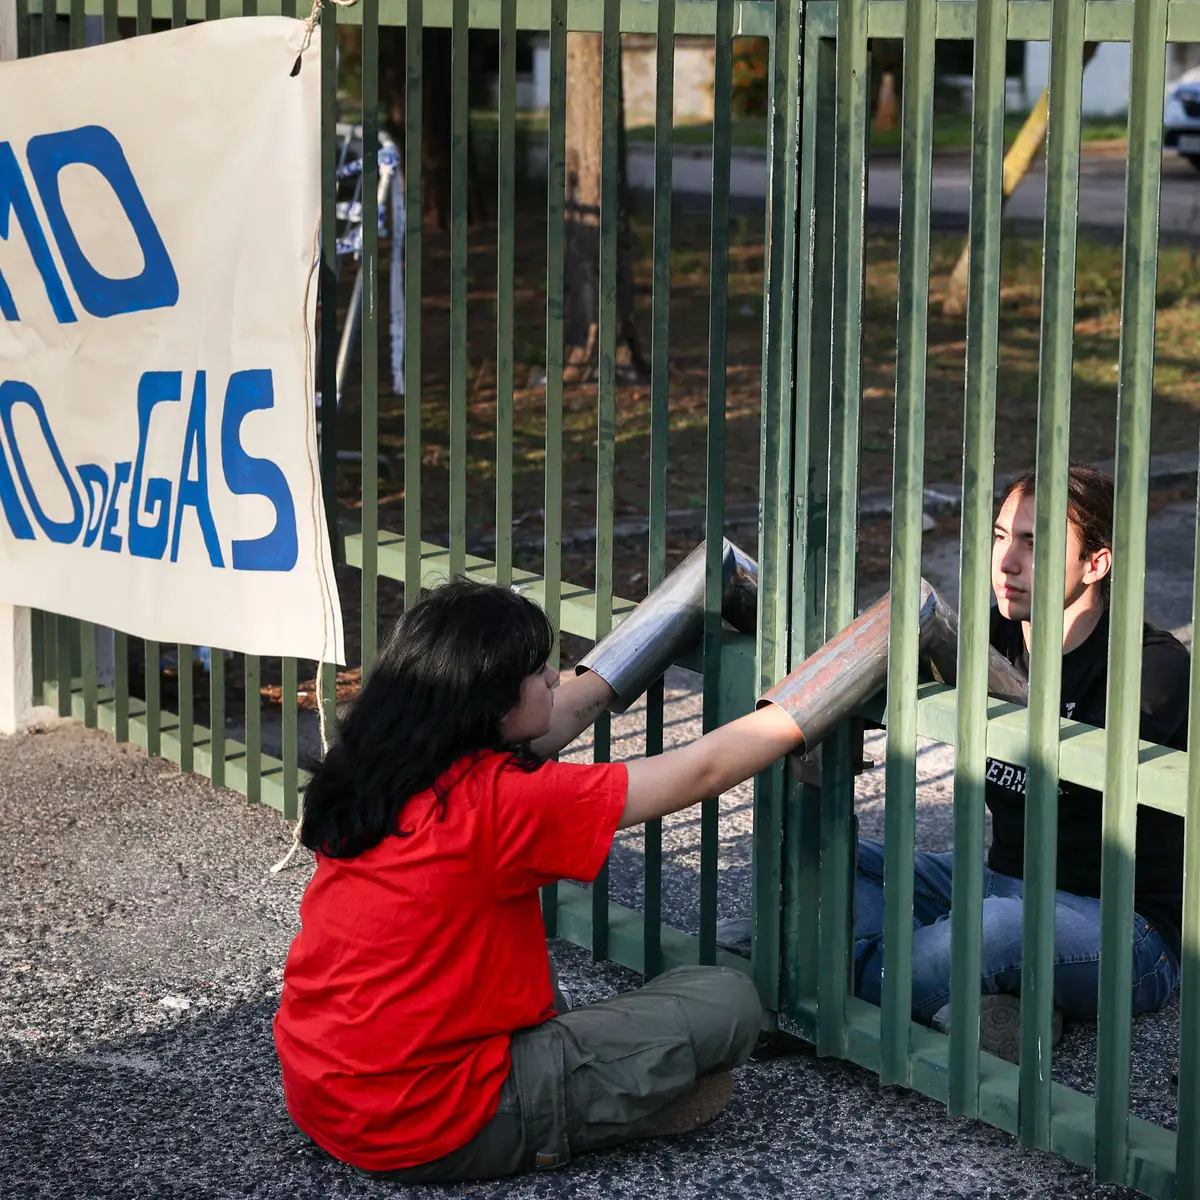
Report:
300,578,556,858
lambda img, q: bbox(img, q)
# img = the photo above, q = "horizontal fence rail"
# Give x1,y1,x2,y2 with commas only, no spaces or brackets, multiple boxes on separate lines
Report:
11,1,1200,1197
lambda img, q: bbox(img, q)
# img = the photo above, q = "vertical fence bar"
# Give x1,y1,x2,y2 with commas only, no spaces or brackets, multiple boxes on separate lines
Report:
145,640,160,755
642,0,675,981
698,0,733,968
80,621,97,728
136,0,148,36
14,0,28,59
818,0,869,1060
245,655,261,805
55,615,71,718
1019,0,1085,1150
210,649,225,788
361,0,380,672
101,0,114,43
314,0,338,792
494,0,516,589
113,631,129,743
39,0,51,53
540,0,566,937
786,29,836,1018
281,656,299,819
30,611,44,706
171,0,184,26
590,0,620,964
319,662,337,759
404,0,423,608
948,0,1007,1120
1095,0,1168,1181
68,0,81,48
880,0,935,1089
43,615,57,701
173,0,194,789
319,0,339,558
1179,450,1200,1200
753,0,800,1014
447,0,468,578
179,646,194,773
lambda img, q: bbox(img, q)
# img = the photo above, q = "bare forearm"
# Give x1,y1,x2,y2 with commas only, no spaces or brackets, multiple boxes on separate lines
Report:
530,670,616,759
619,703,802,828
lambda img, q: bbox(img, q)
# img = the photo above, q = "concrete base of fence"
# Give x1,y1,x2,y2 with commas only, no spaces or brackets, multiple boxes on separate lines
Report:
0,604,33,735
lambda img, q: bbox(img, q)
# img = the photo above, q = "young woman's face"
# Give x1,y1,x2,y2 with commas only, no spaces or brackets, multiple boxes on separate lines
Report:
498,663,559,744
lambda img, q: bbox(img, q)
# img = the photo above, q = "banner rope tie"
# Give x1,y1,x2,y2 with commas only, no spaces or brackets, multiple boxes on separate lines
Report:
290,0,358,77
270,216,336,877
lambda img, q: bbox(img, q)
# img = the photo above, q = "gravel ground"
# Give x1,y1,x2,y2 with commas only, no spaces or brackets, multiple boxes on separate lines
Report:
1,717,1163,1200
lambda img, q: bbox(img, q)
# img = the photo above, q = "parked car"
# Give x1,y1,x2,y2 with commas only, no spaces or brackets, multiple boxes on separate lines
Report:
1165,66,1200,171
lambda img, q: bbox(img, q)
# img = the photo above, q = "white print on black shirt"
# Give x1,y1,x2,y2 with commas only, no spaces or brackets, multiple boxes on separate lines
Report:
986,698,1076,796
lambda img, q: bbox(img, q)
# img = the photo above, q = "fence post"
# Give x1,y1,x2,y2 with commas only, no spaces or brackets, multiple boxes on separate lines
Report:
0,0,14,61
0,0,31,735
0,606,32,735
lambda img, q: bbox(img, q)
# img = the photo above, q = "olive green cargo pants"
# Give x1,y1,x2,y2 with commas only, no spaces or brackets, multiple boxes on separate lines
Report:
371,965,764,1184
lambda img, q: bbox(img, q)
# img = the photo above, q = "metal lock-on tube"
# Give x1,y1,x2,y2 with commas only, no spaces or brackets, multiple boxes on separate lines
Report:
757,579,1028,756
576,538,759,714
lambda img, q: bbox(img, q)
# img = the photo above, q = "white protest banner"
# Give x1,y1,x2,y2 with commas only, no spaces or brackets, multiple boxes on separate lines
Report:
0,18,344,664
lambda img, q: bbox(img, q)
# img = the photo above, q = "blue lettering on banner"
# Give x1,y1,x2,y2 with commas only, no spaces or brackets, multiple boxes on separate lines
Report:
221,371,298,573
26,126,179,319
0,124,303,577
100,461,131,554
0,371,300,574
76,463,110,549
170,372,223,568
0,397,35,540
0,380,84,544
0,142,77,324
128,370,180,561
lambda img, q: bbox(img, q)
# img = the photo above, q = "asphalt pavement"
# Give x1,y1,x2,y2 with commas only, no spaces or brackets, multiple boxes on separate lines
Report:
614,142,1200,236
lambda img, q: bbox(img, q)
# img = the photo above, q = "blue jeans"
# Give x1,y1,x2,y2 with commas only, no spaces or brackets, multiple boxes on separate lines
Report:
853,838,1180,1024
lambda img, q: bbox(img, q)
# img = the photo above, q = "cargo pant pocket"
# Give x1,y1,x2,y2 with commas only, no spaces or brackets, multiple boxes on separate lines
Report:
554,995,700,1156
508,1022,573,1172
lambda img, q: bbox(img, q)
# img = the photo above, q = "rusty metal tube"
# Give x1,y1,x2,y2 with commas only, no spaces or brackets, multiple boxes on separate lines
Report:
576,538,759,713
918,585,1029,706
757,579,1028,754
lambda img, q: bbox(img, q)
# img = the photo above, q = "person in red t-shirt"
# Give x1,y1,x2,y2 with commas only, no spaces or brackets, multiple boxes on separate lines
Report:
274,578,804,1183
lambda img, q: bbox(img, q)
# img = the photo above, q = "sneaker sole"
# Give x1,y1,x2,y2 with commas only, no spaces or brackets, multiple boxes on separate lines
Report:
979,996,1064,1065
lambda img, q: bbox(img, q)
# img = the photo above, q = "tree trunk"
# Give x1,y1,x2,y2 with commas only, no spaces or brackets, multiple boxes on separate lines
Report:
942,41,1099,316
563,34,647,382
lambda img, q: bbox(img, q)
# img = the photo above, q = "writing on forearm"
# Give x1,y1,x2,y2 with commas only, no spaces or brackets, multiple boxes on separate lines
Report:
571,697,607,726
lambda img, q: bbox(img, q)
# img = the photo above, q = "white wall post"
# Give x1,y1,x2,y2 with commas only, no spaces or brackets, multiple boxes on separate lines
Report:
0,606,32,735
0,0,15,62
0,0,32,735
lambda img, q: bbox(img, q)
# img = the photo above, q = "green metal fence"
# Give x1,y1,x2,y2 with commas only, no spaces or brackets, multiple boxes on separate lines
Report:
12,0,1200,1195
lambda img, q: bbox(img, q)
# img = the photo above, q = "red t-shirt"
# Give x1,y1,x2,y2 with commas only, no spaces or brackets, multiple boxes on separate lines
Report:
273,751,627,1172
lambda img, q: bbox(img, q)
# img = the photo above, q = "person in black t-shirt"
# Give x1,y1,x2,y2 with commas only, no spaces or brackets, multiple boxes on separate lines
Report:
853,466,1187,1063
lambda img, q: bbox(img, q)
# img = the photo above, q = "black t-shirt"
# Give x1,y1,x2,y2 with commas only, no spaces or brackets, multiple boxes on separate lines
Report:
986,606,1191,958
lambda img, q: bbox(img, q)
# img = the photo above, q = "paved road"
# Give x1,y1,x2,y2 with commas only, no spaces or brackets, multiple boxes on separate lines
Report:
620,143,1200,237
1,721,1147,1200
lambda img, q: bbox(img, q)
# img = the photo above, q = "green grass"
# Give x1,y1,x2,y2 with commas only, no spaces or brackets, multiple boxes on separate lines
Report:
356,106,1129,155
625,116,771,149
869,109,1128,153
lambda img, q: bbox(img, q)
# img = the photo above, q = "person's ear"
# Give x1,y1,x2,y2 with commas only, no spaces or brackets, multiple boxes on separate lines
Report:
1083,546,1112,588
